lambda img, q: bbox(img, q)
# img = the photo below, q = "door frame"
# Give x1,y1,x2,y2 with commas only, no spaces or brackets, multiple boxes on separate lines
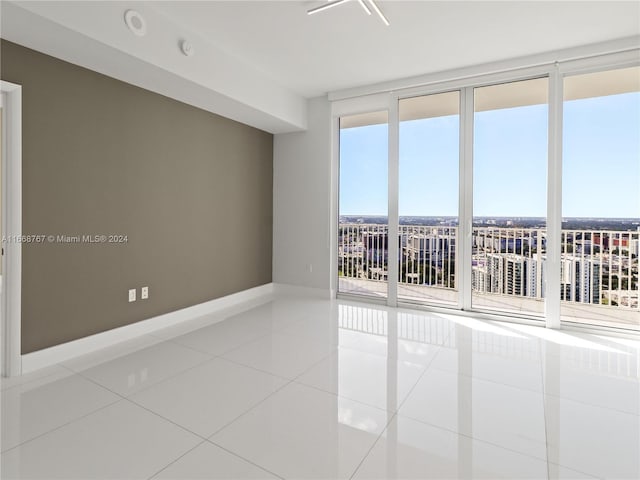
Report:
331,93,392,303
1,80,23,377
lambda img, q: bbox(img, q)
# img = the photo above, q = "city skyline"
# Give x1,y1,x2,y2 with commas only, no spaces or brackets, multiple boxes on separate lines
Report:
338,221,640,322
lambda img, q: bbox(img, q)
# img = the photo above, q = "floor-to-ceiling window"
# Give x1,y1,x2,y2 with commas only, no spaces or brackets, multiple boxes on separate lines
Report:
398,91,460,306
471,78,548,317
334,53,639,333
561,66,640,331
338,111,389,298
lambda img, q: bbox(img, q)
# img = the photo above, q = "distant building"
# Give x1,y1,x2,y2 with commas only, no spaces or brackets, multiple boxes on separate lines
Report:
472,261,488,293
505,256,524,296
363,231,389,269
404,233,449,263
561,255,601,304
487,253,505,294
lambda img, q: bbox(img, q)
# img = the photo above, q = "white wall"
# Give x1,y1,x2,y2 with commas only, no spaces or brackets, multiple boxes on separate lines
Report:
273,96,332,292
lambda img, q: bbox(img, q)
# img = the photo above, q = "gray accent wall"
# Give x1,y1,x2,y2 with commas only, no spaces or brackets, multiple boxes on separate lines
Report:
1,40,273,354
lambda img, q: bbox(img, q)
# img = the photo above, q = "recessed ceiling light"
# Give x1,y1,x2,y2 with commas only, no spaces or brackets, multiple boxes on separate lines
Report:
124,9,147,37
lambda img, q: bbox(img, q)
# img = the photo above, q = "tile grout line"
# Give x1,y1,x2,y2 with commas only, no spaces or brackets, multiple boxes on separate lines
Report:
289,350,436,414
546,461,605,480
75,371,217,443
206,440,286,480
0,363,131,456
205,377,297,439
541,390,640,418
427,362,546,394
60,364,216,443
537,343,606,480
199,346,368,479
167,327,274,357
539,339,552,480
122,396,211,441
144,438,210,480
58,336,213,374
1,304,309,457
0,395,122,455
401,319,549,464
195,378,301,479
426,340,640,417
159,336,223,357
129,320,320,398
148,296,279,340
61,353,292,480
218,340,337,384
11,298,622,479
348,411,398,479
70,368,282,480
346,325,455,479
288,379,397,413
163,309,313,361
56,316,327,473
397,408,550,464
58,336,170,373
393,341,449,414
69,351,214,399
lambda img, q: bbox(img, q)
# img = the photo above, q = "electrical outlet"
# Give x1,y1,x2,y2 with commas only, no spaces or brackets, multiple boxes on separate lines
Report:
128,288,136,302
308,264,313,273
141,286,149,300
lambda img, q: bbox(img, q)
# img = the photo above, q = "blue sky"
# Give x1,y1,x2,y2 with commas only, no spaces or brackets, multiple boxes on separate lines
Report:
339,91,640,218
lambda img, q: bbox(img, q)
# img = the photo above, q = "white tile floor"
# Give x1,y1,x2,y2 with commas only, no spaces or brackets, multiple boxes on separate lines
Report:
1,294,639,479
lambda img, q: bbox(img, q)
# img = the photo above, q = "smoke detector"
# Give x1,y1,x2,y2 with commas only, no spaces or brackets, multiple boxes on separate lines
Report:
180,40,195,57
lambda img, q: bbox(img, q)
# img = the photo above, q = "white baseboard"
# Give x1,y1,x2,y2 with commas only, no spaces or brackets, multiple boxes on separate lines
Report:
21,283,274,374
273,283,333,299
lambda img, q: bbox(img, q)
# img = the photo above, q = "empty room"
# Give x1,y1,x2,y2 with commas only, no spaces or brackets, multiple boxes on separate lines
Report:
1,1,639,479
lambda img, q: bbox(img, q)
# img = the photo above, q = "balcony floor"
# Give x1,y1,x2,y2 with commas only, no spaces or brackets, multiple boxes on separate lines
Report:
2,291,638,479
339,278,639,331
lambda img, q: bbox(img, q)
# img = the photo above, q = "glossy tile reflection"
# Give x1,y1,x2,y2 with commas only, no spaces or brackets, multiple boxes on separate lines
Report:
1,295,638,479
130,357,287,437
296,347,425,411
542,344,640,415
399,367,548,460
545,395,640,479
211,382,389,479
354,415,550,479
68,340,211,396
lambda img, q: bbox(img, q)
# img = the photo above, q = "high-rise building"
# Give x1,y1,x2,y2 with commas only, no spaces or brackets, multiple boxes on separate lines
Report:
487,253,505,294
472,261,488,293
561,255,601,304
503,255,541,298
505,256,525,296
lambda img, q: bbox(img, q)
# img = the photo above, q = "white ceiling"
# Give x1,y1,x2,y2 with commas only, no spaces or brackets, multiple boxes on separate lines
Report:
152,0,640,97
2,1,639,133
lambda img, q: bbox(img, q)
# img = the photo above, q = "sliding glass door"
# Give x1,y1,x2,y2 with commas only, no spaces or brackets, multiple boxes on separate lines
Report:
398,91,460,306
561,66,640,331
334,54,639,333
471,78,548,317
338,111,389,299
